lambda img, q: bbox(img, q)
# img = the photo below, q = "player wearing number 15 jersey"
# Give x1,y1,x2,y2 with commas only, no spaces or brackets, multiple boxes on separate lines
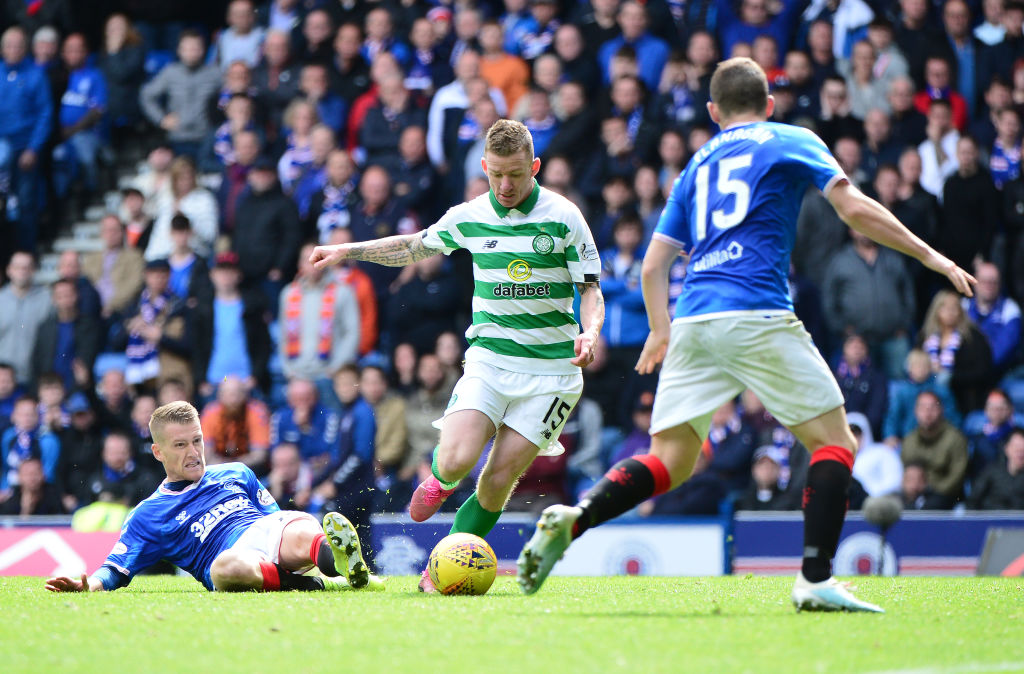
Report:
310,119,604,592
518,58,977,611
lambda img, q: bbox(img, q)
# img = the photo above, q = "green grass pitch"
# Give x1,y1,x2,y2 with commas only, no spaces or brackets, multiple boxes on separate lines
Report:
2,575,1022,674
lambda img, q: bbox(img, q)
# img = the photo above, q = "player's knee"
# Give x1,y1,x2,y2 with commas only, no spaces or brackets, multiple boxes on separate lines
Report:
436,446,475,480
476,471,516,507
210,551,261,591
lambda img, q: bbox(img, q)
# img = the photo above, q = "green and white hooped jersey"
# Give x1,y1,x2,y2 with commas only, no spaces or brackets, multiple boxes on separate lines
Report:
422,181,601,375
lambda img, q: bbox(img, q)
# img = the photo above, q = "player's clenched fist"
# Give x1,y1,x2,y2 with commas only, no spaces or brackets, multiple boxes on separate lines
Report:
309,244,352,270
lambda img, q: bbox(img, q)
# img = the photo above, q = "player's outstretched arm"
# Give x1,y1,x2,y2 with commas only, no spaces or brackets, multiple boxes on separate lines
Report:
45,573,104,592
635,239,679,374
827,180,977,296
309,232,439,270
572,281,604,367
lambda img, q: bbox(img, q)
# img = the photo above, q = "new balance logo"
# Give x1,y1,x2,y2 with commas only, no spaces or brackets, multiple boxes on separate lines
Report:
483,239,498,249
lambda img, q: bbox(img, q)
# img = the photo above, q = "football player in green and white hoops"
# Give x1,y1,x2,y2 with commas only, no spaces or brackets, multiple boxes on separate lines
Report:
309,119,604,592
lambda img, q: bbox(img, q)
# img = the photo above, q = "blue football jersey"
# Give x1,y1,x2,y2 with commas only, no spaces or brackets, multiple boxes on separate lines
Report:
100,463,279,590
654,122,845,320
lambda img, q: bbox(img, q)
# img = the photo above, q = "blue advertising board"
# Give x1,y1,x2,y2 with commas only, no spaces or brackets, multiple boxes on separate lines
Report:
733,512,1024,576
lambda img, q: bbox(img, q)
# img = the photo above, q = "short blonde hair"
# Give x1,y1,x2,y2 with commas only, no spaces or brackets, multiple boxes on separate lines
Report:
149,400,200,442
484,118,534,159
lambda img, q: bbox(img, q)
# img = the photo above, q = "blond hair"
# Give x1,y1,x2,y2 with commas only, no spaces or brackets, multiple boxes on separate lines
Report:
169,156,198,197
149,400,200,442
921,289,974,342
484,118,534,159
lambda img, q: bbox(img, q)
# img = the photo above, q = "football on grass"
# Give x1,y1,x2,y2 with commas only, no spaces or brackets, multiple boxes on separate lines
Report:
428,533,497,595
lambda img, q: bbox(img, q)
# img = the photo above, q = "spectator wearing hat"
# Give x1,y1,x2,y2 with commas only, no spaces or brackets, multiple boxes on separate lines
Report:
111,258,194,394
56,391,103,511
736,445,801,511
194,251,271,398
31,278,101,391
0,26,53,254
232,154,302,314
82,214,145,321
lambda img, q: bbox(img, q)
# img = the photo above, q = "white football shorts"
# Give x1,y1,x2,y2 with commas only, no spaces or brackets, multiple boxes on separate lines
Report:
433,360,583,455
650,312,844,440
229,510,319,569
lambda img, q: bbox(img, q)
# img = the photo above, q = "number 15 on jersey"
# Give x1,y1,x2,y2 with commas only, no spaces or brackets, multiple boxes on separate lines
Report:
693,153,752,241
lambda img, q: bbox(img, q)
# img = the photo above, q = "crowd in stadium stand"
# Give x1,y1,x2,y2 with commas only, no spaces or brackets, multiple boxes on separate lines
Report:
1,0,1024,525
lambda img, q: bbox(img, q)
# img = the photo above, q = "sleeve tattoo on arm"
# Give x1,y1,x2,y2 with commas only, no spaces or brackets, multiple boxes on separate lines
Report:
348,232,438,266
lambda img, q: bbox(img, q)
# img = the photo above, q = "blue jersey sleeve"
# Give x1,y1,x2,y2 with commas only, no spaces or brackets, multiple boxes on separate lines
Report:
97,505,168,589
784,128,846,195
653,177,693,251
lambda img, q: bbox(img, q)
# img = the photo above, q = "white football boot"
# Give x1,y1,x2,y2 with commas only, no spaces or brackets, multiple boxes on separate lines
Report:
791,573,884,613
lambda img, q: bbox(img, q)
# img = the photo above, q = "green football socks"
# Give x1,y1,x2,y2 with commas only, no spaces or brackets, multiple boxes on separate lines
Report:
450,492,502,538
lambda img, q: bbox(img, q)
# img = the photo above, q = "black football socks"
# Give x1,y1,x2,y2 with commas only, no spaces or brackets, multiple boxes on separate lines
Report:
801,446,855,583
573,454,671,538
